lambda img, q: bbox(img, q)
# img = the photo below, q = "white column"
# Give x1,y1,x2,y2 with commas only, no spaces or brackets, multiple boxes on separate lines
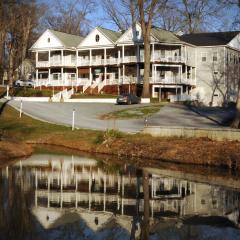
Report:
61,67,63,85
104,66,107,84
89,49,92,66
122,45,125,63
194,67,196,85
137,64,139,83
36,69,38,86
118,49,121,64
118,67,121,84
48,68,50,83
152,43,155,61
61,50,64,65
179,66,182,83
48,50,51,65
104,48,107,65
190,67,193,83
36,52,38,67
76,50,78,66
137,45,140,62
123,65,125,83
90,67,92,84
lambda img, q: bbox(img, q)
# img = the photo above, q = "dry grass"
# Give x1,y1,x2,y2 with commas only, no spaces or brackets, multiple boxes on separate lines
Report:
1,104,240,169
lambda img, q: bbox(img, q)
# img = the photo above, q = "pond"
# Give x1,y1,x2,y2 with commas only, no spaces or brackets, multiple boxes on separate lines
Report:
0,151,240,240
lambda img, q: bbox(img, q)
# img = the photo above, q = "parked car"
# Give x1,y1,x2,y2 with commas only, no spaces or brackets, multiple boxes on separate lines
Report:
116,93,141,105
15,79,34,87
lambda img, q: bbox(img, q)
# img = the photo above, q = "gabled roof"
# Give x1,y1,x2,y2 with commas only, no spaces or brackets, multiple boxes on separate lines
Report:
180,31,240,46
49,29,83,48
97,27,122,43
151,27,183,43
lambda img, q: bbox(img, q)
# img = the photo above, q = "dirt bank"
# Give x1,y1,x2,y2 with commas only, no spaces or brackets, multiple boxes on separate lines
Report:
0,141,33,166
26,134,240,170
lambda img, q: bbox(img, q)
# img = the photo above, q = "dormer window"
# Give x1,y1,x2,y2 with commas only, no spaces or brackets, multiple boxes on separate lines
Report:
95,34,100,42
48,38,50,43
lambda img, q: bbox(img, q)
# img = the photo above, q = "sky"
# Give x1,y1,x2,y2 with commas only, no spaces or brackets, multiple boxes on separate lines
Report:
37,0,239,33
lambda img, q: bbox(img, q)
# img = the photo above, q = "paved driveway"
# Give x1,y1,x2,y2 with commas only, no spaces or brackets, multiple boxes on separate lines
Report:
8,101,148,133
8,101,221,133
147,103,222,128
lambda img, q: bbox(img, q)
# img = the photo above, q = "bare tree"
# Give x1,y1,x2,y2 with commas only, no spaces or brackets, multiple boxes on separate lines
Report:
44,0,95,35
102,0,138,32
0,0,45,86
138,0,165,97
176,0,226,33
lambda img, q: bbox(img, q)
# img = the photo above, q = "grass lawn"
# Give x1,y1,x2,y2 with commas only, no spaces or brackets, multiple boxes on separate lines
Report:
71,93,118,99
100,103,166,119
11,88,59,97
0,104,104,143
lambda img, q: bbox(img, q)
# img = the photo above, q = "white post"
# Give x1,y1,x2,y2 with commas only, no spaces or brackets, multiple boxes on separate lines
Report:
90,67,92,84
61,50,64,65
137,45,140,62
104,48,106,65
104,66,107,84
137,64,139,83
19,100,23,118
61,67,64,86
48,68,50,84
36,69,38,87
123,65,125,84
89,49,92,66
152,43,155,61
72,109,75,131
118,49,121,64
6,85,9,98
122,45,125,63
48,50,51,65
118,67,121,85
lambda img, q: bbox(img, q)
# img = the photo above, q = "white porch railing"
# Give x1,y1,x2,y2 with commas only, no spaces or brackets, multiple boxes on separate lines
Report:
150,77,181,84
36,61,49,68
106,58,118,65
119,76,137,84
78,78,90,86
123,56,137,63
92,58,104,66
153,53,185,63
77,58,90,66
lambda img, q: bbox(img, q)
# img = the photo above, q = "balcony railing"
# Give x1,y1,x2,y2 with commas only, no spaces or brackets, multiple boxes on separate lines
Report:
150,77,181,84
152,53,185,63
91,58,104,66
78,58,90,66
37,61,49,68
123,56,137,63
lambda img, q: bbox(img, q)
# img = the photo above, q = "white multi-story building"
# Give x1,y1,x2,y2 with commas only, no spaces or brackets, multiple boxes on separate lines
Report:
30,24,240,105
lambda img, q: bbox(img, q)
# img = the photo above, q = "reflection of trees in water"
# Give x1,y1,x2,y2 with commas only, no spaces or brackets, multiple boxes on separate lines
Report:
0,169,36,240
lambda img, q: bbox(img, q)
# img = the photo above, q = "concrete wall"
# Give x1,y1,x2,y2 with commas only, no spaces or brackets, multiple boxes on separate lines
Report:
143,126,240,142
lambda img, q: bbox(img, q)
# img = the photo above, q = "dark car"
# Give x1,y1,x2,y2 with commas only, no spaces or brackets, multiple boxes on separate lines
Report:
116,94,141,105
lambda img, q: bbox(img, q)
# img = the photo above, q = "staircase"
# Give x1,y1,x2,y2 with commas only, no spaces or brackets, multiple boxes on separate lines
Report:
52,88,74,102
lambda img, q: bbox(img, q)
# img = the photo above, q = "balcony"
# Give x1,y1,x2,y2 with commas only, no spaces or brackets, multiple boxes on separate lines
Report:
78,58,90,66
152,52,185,63
91,58,104,66
36,61,49,68
123,56,137,63
150,77,181,84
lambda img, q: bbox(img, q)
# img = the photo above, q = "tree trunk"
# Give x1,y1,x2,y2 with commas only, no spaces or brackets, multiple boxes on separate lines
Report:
141,169,149,240
231,88,240,128
142,37,151,97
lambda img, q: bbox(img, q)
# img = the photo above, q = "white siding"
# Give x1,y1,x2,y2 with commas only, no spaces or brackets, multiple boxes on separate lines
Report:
31,30,63,49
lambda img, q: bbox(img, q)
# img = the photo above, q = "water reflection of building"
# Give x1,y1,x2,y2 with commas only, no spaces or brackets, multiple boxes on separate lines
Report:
2,154,240,230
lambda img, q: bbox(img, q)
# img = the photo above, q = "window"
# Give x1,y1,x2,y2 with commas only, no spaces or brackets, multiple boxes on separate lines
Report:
136,31,139,37
213,52,218,61
48,38,50,43
95,34,100,42
201,52,207,62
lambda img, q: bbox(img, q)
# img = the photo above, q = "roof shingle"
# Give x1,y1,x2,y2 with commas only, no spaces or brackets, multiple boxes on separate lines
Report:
180,31,240,46
49,29,83,48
